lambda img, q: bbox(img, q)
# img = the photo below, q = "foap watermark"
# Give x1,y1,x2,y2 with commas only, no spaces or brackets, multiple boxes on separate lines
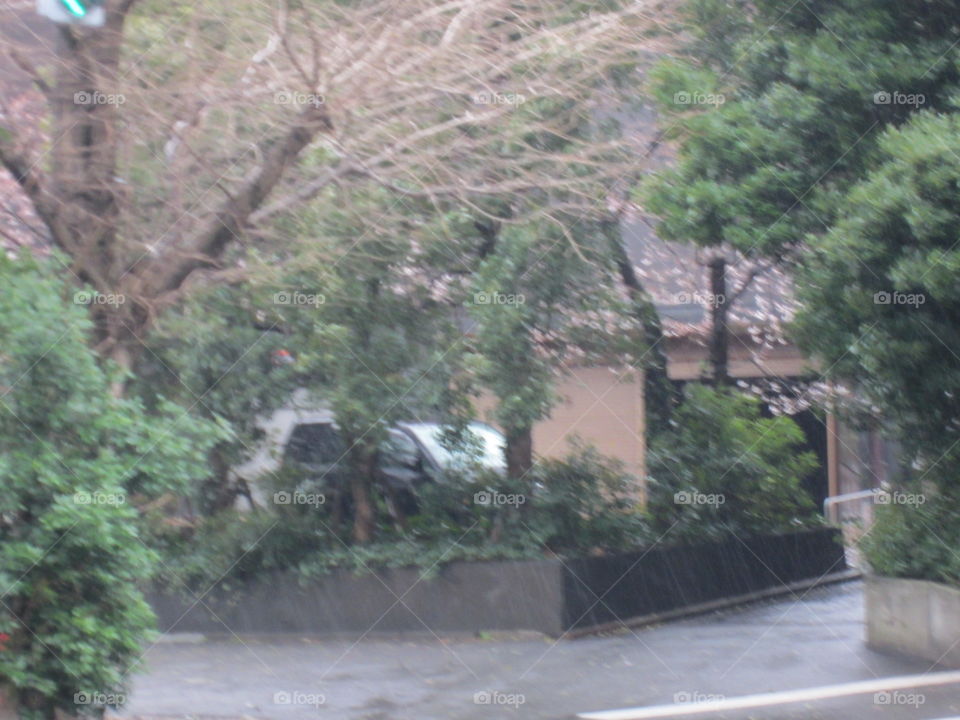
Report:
874,291,925,307
474,490,525,507
74,91,125,106
874,489,925,507
74,290,125,308
74,491,126,507
274,490,326,508
873,91,925,108
675,291,726,308
273,691,326,708
274,291,326,308
674,491,725,508
473,690,526,708
674,691,725,705
274,91,325,108
674,91,725,107
874,691,925,707
473,291,525,306
74,692,125,706
472,91,526,106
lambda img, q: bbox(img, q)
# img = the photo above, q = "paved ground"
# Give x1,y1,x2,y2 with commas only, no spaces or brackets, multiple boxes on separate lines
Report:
120,581,958,720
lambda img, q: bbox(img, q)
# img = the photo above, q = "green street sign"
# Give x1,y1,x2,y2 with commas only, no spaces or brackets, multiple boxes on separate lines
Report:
61,0,89,17
36,0,105,26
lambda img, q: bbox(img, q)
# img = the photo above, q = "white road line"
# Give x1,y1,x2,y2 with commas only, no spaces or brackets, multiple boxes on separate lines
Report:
577,670,960,720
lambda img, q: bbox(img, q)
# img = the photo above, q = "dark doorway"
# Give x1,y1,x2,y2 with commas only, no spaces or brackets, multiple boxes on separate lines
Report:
785,408,830,512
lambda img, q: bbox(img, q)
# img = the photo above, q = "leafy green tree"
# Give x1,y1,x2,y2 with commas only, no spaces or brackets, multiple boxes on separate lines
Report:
646,384,818,541
802,112,960,584
794,112,960,472
0,258,222,719
644,0,960,262
137,286,304,514
253,187,462,543
640,0,960,563
467,221,637,483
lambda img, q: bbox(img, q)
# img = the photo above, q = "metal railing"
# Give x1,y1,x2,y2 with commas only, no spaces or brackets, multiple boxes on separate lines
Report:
824,489,881,568
823,489,880,526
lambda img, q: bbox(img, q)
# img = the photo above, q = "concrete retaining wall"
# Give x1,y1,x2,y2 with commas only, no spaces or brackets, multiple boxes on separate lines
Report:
150,528,845,637
866,575,960,667
151,558,567,636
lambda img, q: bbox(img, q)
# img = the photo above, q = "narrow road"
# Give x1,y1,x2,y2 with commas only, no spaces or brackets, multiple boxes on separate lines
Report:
120,581,957,719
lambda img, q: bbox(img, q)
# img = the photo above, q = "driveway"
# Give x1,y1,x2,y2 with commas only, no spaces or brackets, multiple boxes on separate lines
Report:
120,581,958,719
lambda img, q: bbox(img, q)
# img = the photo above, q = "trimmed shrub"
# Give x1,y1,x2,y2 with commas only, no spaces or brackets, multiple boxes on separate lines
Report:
646,384,820,542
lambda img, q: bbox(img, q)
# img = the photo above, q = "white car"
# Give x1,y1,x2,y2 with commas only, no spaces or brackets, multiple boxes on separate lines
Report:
232,392,505,509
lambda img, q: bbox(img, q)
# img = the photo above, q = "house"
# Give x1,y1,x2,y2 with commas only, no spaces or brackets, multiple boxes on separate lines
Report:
513,217,900,515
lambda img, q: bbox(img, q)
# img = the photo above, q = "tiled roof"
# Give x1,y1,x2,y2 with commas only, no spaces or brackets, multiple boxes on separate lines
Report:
623,213,796,344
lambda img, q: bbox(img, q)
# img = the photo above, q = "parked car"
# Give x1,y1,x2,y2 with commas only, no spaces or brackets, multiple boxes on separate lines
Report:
231,393,505,512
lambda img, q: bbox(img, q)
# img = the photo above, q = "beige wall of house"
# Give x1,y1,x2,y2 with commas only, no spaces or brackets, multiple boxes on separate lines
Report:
477,342,882,512
504,339,809,484
478,341,807,488
478,366,647,481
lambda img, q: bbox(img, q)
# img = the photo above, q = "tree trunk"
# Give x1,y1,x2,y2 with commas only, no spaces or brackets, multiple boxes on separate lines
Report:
350,451,377,544
601,220,675,431
0,686,18,720
505,426,533,482
204,447,238,514
106,342,135,397
494,425,532,545
707,255,730,386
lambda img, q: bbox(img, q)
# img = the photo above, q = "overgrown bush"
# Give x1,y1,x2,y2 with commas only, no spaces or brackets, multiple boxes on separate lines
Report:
646,384,820,542
525,444,650,553
0,258,223,720
137,285,304,515
155,444,652,592
861,466,960,587
862,496,960,587
156,386,827,598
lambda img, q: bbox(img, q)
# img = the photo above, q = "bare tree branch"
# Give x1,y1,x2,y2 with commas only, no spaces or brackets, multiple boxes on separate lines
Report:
0,0,679,369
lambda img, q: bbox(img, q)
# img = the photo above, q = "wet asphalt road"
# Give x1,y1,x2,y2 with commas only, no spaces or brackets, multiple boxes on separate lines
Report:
119,581,959,720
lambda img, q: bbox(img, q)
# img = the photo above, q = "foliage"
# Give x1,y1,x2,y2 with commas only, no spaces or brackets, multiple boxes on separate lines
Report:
137,284,304,514
151,506,330,593
140,181,466,540
862,482,960,587
646,384,820,541
263,187,465,542
524,444,651,553
642,0,960,582
155,445,652,592
795,112,960,468
466,221,640,479
644,0,960,261
0,258,223,720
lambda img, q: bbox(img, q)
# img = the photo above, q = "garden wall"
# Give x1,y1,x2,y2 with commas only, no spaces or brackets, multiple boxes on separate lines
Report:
866,575,960,667
150,527,846,638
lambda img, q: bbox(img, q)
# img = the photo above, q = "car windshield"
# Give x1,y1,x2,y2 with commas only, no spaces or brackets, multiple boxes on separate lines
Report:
407,423,505,473
283,422,345,467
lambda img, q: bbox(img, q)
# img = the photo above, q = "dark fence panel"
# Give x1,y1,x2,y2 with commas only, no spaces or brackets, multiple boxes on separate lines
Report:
561,527,845,631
